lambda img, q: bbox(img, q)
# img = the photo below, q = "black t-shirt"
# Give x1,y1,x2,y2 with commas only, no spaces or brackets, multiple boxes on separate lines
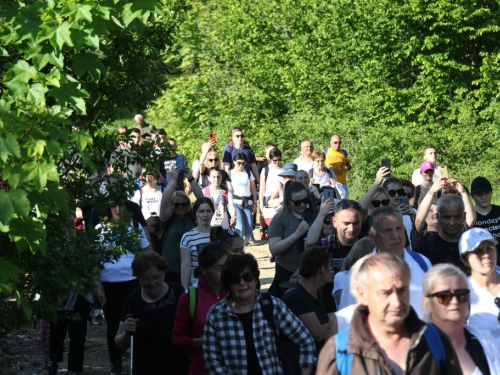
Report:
475,204,500,266
235,310,263,375
120,284,187,375
415,233,461,267
330,244,353,273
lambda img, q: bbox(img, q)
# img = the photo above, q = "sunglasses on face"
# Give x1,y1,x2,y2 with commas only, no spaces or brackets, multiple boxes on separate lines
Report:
387,189,406,197
428,289,470,305
234,134,244,138
289,197,309,206
229,271,254,285
372,199,390,207
208,158,219,162
173,202,188,208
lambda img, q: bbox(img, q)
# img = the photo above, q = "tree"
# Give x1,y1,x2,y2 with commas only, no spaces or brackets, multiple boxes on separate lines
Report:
150,0,500,197
0,0,185,336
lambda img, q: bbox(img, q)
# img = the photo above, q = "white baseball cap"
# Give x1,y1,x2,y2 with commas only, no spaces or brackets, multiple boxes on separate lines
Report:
459,228,498,256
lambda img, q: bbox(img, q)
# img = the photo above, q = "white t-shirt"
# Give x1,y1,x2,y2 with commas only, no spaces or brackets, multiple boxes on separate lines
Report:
231,170,254,199
333,270,348,309
261,166,283,198
468,273,500,347
334,305,355,333
133,189,162,221
338,249,432,319
293,156,313,172
97,222,149,283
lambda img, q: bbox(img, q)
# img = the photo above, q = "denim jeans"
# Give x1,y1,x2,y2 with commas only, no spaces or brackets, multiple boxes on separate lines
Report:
235,203,253,245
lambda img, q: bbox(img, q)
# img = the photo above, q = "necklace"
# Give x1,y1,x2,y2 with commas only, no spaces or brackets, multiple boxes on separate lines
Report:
486,275,500,292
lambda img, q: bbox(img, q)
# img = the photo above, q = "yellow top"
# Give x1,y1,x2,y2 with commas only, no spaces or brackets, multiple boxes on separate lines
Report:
325,149,350,183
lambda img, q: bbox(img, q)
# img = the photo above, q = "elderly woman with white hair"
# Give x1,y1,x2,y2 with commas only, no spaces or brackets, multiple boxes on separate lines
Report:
423,263,500,374
459,227,500,346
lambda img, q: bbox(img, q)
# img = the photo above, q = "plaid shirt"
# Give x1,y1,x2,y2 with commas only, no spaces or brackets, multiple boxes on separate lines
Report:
203,292,316,374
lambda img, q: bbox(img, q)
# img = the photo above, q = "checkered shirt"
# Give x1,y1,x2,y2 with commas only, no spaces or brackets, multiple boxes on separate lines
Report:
203,292,316,374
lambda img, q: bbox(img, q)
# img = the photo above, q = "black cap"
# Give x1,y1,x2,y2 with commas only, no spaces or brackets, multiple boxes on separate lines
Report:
471,177,493,195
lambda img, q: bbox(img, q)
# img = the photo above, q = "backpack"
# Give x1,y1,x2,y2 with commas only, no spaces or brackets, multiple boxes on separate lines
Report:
259,292,301,375
334,323,446,374
187,285,197,336
227,140,251,170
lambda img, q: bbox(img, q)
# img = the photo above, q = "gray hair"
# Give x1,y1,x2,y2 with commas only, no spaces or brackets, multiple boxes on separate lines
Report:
134,114,144,121
301,140,313,148
369,205,403,234
422,263,467,298
356,252,410,289
437,194,464,215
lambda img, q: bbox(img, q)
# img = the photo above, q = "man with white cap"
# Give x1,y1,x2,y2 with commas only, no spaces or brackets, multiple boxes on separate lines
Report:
471,176,500,266
459,227,500,345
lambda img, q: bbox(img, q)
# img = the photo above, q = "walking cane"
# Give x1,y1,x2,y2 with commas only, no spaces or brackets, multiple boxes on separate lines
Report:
127,314,135,375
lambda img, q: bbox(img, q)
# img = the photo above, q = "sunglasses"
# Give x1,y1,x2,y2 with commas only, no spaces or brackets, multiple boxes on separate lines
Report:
200,241,228,256
289,198,309,206
272,158,282,163
173,202,188,208
324,217,333,225
495,297,500,322
234,134,244,138
387,189,406,197
333,141,341,144
335,200,361,212
428,289,470,305
235,161,246,166
208,158,219,162
229,271,254,285
372,199,390,207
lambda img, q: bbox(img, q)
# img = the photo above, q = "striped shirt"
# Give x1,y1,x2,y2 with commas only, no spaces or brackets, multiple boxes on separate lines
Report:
180,229,211,278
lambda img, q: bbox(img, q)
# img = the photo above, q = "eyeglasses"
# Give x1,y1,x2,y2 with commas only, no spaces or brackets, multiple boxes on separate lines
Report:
289,198,309,206
173,202,188,208
235,161,246,166
428,289,470,305
333,141,341,145
324,217,333,225
372,199,390,207
229,271,254,285
387,189,406,197
272,158,282,163
234,134,244,138
140,273,163,284
335,200,362,212
208,158,219,162
200,241,228,257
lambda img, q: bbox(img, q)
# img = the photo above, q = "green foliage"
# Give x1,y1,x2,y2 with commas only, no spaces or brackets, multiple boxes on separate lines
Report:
0,0,186,336
150,0,500,200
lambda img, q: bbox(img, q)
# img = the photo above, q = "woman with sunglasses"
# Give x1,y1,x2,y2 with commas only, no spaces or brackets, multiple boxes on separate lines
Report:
173,237,230,375
230,153,258,246
180,198,216,289
160,166,204,285
268,181,317,298
423,263,500,374
115,251,188,374
197,142,232,190
203,253,316,375
203,167,236,230
459,228,500,347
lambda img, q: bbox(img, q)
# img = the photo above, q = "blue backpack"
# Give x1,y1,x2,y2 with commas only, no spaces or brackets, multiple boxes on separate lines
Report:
335,323,446,374
407,250,429,272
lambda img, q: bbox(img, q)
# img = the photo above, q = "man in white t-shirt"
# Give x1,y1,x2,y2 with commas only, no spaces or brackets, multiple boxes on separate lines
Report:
339,206,431,319
411,145,438,186
293,140,314,172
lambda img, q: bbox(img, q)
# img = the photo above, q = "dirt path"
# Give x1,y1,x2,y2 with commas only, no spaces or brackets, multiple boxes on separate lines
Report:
0,227,274,375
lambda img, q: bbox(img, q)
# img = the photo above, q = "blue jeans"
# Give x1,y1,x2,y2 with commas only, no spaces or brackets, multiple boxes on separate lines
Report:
235,203,253,245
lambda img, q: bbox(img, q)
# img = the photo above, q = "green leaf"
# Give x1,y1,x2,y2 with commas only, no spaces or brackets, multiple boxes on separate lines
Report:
72,130,93,151
9,189,31,218
48,82,89,115
70,27,86,51
0,48,8,57
9,217,47,254
3,60,37,83
46,183,69,215
20,161,59,191
0,259,21,295
26,83,48,104
0,133,21,162
61,3,93,23
4,81,28,97
45,140,63,157
32,51,64,70
0,190,14,226
54,22,74,50
72,52,105,81
1,165,22,190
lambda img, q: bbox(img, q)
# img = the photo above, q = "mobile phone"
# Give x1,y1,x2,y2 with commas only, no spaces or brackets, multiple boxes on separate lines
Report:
209,133,216,142
400,197,409,205
324,188,334,201
437,165,449,179
381,158,390,170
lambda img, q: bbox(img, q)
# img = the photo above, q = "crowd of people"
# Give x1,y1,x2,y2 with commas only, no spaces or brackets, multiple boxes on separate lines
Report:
45,115,500,375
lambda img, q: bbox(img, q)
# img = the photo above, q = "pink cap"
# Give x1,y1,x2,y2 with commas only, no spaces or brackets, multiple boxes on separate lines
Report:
420,161,434,173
